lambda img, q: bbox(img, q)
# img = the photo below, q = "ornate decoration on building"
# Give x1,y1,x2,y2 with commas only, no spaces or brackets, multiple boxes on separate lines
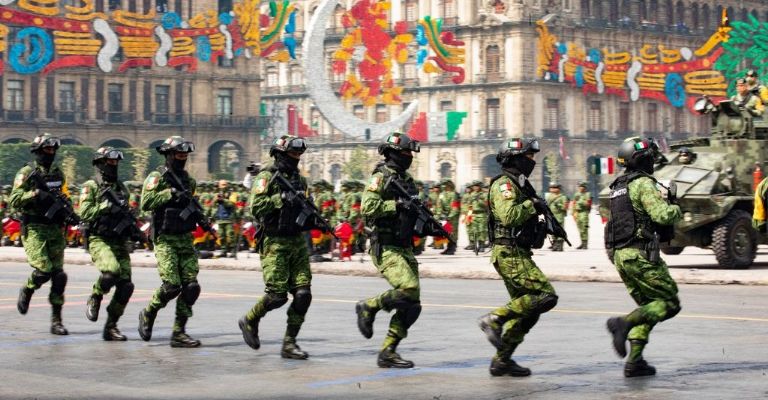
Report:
715,13,768,96
416,16,465,84
536,12,734,113
0,0,296,75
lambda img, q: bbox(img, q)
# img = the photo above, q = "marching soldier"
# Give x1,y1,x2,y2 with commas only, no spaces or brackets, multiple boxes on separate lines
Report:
572,181,592,249
239,135,314,360
355,132,424,369
213,180,238,258
605,137,682,377
137,136,204,348
545,183,568,252
81,147,136,341
469,180,489,252
13,134,75,335
478,137,558,377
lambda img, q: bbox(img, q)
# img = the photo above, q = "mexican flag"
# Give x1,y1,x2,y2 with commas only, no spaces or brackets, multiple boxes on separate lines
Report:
594,157,615,175
407,111,468,142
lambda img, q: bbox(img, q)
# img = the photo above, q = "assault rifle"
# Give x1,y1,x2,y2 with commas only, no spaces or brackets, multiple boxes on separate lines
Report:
27,170,80,226
163,168,218,241
270,172,338,240
101,186,145,242
512,175,571,247
385,177,456,246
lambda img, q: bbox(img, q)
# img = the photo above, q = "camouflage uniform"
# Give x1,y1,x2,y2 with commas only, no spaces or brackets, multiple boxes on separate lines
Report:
438,181,460,254
469,182,489,249
572,183,591,249
545,187,568,251
212,184,239,256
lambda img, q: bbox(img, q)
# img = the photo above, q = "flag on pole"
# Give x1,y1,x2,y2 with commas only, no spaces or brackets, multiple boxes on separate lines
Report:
593,157,615,175
407,111,467,142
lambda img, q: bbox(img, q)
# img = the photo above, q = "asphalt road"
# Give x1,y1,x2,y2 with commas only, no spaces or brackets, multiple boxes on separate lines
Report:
1,262,767,400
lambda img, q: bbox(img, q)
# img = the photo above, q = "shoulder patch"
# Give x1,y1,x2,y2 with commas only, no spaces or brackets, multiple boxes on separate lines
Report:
502,190,513,199
81,186,90,196
145,175,160,190
498,181,513,192
13,172,27,188
254,178,268,194
367,175,382,192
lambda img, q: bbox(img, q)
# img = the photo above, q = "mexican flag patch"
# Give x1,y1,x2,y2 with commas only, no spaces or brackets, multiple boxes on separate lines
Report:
367,175,382,191
498,181,512,192
81,186,90,196
254,178,268,194
145,175,159,190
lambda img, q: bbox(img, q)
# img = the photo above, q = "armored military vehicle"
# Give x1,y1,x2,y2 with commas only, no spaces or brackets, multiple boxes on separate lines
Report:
600,97,768,269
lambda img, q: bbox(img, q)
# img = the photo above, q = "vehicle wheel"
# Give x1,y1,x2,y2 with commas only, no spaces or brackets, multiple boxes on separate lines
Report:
661,246,685,255
712,210,757,269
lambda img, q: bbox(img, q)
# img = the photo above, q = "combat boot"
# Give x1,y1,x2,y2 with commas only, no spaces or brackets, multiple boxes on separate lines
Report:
138,309,156,341
355,301,377,339
478,313,503,350
50,306,69,336
85,294,102,322
238,316,261,349
464,244,475,250
281,338,309,360
440,244,456,255
624,359,656,377
103,320,127,341
489,357,531,377
17,287,33,315
217,250,227,258
171,331,201,348
377,346,414,368
606,317,631,358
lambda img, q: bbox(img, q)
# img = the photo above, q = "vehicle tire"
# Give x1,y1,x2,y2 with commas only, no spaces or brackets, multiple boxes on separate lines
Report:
660,246,685,255
712,210,757,269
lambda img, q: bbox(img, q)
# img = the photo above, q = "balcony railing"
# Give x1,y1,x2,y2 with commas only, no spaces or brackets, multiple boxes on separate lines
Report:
283,85,306,94
175,114,269,129
541,129,568,139
476,128,506,138
105,111,135,124
55,110,86,123
396,78,418,88
325,26,346,39
586,129,609,139
2,109,35,122
475,72,504,83
442,17,458,27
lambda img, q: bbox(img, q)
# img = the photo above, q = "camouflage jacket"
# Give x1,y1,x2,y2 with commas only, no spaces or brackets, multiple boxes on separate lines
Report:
627,176,681,234
78,180,130,223
9,164,70,216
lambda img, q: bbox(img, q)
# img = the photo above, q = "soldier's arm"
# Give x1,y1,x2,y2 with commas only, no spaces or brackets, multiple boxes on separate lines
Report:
448,194,461,219
633,178,682,225
141,172,173,212
77,182,110,222
492,180,536,226
9,167,37,209
752,97,765,116
361,173,396,218
249,171,282,218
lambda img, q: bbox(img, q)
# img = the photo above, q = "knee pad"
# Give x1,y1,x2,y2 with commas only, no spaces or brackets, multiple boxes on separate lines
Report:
30,270,52,288
533,294,558,314
263,292,289,311
50,271,68,295
158,282,182,303
666,301,681,320
401,302,422,330
114,281,135,305
290,286,312,316
182,281,201,306
99,272,117,293
381,288,419,311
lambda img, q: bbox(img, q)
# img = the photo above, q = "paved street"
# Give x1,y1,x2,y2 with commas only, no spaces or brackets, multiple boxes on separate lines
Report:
1,262,767,399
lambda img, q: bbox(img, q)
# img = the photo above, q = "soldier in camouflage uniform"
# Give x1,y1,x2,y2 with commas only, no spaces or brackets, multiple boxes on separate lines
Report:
478,138,558,377
469,180,489,252
605,137,682,377
572,181,592,249
545,183,569,252
356,132,425,369
239,135,313,360
13,134,73,335
80,147,136,341
427,184,442,249
137,136,203,348
212,180,238,257
413,180,427,255
461,183,474,250
438,179,460,255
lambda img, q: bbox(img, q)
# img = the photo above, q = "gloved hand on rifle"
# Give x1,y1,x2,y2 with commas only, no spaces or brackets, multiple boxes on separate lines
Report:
280,190,297,205
531,198,549,215
395,197,413,212
34,189,52,202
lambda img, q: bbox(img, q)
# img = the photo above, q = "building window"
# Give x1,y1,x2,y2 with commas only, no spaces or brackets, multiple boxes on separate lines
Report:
404,63,416,79
311,108,321,134
619,101,631,132
109,0,120,10
107,83,124,123
375,105,388,123
673,112,684,135
218,56,234,68
6,80,23,111
155,85,170,123
353,105,365,120
216,89,233,117
404,0,417,21
59,82,75,111
440,0,456,20
218,0,232,13
290,66,303,86
581,0,590,18
563,0,571,11
330,164,342,186
545,99,560,130
440,100,454,111
485,45,500,75
266,67,278,87
440,162,452,179
156,0,167,13
486,98,501,131
646,103,658,132
588,101,602,131
333,5,344,28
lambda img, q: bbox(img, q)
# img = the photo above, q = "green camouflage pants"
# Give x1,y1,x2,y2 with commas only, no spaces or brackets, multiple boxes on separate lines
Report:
247,235,311,330
448,217,459,244
365,245,420,350
489,245,557,358
23,224,66,306
469,214,488,243
576,214,589,244
88,236,132,319
217,221,235,252
551,214,567,248
147,233,199,319
614,248,681,343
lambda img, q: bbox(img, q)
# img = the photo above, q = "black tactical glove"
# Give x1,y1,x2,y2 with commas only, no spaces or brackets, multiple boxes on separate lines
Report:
280,191,297,205
531,198,548,215
396,197,413,212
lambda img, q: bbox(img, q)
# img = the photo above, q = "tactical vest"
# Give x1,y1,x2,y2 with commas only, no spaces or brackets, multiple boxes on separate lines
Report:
487,172,546,249
24,167,66,225
605,172,674,250
262,166,306,237
92,182,133,239
369,166,419,248
153,169,197,235
215,191,234,220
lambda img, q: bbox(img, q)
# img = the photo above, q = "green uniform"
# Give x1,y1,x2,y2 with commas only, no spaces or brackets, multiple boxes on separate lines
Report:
572,190,592,247
245,166,312,343
79,180,134,322
545,192,568,250
752,177,768,231
141,169,200,333
11,164,69,308
211,189,238,254
468,190,489,246
612,176,682,361
438,191,460,245
360,166,422,351
485,174,558,362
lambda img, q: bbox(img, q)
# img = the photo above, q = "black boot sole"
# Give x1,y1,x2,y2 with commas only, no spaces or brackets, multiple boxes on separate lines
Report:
355,302,374,339
377,360,414,369
138,311,154,342
238,318,260,350
281,350,309,360
17,288,31,315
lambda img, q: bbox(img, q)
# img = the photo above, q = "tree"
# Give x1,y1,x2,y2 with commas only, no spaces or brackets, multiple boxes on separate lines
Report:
342,146,372,181
545,154,560,184
60,152,77,186
131,148,150,182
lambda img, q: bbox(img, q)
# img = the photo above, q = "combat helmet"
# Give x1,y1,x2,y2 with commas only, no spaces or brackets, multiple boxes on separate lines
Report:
156,136,195,154
617,137,658,173
496,138,540,165
269,135,306,157
92,146,124,165
377,131,420,155
29,133,61,153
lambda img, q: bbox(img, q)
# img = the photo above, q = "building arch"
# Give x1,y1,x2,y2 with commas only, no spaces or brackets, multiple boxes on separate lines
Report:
100,138,132,149
208,140,245,180
439,162,454,180
329,163,342,187
309,163,322,182
2,137,29,144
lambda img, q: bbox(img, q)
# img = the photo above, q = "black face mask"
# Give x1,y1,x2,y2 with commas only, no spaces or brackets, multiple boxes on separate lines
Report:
98,164,119,182
166,154,187,171
274,152,300,173
633,155,654,175
36,152,55,169
385,152,413,173
503,156,536,177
